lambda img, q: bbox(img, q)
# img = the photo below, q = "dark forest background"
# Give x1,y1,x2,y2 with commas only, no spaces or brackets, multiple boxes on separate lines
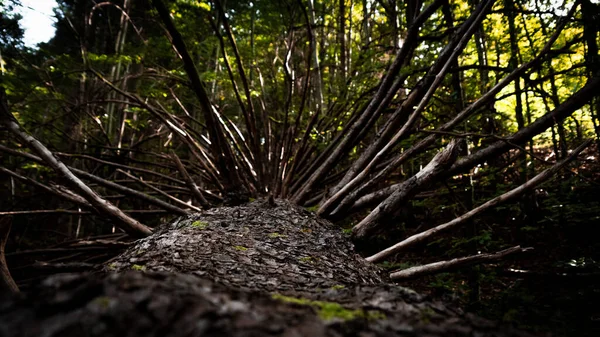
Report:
1,0,599,335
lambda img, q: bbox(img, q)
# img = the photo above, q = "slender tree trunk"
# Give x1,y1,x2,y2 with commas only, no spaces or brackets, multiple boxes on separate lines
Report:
339,0,347,81
319,0,493,213
582,0,600,153
292,0,445,204
152,0,248,201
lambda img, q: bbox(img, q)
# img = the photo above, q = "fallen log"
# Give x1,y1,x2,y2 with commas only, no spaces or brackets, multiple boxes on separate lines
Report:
0,201,535,337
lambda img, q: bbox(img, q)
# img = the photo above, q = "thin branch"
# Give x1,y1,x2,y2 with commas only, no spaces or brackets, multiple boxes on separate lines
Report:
170,151,210,208
116,169,202,212
390,246,532,280
0,210,168,215
88,2,146,44
367,139,592,263
0,216,19,293
353,139,464,239
0,166,92,208
325,2,581,216
449,76,600,175
291,0,446,204
0,89,151,237
0,146,190,216
323,0,494,210
56,152,186,186
152,0,246,196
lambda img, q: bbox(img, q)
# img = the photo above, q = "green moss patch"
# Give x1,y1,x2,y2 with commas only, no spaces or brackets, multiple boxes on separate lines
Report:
190,221,209,229
305,205,319,212
268,232,287,238
271,294,385,321
131,264,146,271
92,296,112,309
419,307,436,324
299,256,314,263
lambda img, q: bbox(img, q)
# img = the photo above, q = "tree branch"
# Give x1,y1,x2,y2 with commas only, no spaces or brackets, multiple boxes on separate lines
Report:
0,88,152,237
353,139,464,239
0,216,19,293
390,246,532,281
367,139,592,263
170,151,210,208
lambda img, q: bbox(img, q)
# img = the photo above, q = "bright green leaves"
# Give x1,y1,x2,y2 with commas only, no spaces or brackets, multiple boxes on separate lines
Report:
86,53,137,67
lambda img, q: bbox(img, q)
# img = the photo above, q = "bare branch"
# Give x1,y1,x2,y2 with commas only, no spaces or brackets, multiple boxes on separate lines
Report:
322,1,581,216
291,0,445,204
0,89,152,237
170,151,211,208
449,76,600,176
353,139,464,239
390,246,533,281
0,146,190,216
323,0,495,210
0,166,92,208
0,216,19,293
152,0,246,196
116,169,202,212
367,139,592,263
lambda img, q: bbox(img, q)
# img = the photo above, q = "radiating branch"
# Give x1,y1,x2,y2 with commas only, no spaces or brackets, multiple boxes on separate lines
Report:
0,88,152,237
367,139,592,263
390,246,532,281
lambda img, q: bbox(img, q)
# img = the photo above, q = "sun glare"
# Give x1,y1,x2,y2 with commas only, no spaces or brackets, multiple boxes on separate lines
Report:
15,0,58,47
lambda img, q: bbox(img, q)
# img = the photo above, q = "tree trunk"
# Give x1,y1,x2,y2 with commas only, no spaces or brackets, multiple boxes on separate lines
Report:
0,201,536,337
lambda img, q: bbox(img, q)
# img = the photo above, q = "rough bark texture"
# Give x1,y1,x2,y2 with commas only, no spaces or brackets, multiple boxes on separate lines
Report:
0,201,534,336
352,139,464,239
0,271,535,337
106,200,384,291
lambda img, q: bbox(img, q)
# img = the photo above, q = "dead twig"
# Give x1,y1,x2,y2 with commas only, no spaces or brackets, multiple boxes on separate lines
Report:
0,216,19,293
390,246,532,281
170,151,210,208
116,169,201,212
367,139,592,263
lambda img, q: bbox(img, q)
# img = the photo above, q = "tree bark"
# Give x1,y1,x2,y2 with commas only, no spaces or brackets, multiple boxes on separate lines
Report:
353,139,464,239
0,201,536,337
